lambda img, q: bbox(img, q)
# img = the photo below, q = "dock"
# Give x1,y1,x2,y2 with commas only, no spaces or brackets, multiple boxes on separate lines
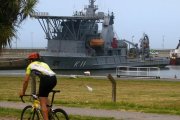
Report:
0,48,45,69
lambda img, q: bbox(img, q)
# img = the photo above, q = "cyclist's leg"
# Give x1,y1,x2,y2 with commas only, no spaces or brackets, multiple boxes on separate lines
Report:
39,76,50,120
39,97,49,120
39,75,57,120
45,76,57,107
46,76,57,113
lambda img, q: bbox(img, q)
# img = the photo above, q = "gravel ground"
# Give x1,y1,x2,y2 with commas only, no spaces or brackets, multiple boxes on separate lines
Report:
0,101,180,120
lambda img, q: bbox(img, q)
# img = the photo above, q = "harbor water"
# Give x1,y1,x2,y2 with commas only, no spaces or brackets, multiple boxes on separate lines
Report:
0,65,179,79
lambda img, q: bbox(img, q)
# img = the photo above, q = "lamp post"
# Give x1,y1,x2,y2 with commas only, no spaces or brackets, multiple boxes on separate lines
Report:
15,37,17,49
31,32,34,49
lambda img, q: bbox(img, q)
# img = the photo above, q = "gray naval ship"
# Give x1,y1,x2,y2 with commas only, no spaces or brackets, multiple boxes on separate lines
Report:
31,0,169,70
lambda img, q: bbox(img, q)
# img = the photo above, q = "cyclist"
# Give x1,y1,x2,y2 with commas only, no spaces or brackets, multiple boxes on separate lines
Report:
19,52,57,120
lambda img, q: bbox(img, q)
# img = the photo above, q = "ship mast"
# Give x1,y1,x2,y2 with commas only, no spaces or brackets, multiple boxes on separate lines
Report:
85,0,98,16
90,0,95,8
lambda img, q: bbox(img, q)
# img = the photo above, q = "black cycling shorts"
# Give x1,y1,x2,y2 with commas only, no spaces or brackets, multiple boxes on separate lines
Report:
39,75,57,97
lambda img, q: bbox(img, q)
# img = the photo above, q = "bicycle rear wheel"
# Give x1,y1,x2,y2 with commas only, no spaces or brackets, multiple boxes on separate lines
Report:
52,108,69,120
21,105,39,120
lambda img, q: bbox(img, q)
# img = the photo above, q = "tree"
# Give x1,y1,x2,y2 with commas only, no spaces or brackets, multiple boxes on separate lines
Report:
0,0,38,50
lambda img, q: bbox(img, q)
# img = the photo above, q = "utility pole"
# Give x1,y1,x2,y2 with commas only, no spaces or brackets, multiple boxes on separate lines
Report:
162,35,165,49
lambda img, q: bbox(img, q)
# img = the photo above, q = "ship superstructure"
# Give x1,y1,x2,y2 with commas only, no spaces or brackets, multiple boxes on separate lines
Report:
31,0,169,70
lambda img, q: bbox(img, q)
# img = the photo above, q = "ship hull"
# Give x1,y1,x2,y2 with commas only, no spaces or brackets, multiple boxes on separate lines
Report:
41,55,169,70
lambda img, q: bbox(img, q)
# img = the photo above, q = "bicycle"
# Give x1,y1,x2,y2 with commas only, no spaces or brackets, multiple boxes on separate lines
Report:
20,90,69,120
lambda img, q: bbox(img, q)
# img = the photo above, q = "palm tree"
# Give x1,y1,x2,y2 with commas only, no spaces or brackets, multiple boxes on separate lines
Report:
0,0,38,51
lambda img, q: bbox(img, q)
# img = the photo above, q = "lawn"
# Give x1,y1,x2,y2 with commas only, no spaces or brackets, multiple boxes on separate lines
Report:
0,76,180,115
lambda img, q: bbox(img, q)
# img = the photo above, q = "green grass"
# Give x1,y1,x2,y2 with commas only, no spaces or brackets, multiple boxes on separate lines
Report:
1,76,180,115
0,107,20,119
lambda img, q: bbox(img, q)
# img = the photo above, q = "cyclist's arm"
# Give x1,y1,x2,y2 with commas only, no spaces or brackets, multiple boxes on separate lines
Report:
19,74,30,96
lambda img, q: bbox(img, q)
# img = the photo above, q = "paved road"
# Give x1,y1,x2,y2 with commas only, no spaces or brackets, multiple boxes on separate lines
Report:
0,101,180,120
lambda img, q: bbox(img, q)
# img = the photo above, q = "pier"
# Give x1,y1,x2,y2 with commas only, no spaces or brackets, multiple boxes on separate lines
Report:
0,48,45,69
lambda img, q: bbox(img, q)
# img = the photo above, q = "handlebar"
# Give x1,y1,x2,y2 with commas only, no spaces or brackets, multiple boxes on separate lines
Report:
20,90,60,103
20,94,38,103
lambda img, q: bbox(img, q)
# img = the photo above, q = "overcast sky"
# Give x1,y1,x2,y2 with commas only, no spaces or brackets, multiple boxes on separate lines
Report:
12,0,180,49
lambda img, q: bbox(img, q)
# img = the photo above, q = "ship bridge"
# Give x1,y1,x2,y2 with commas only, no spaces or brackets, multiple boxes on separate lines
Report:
31,12,105,41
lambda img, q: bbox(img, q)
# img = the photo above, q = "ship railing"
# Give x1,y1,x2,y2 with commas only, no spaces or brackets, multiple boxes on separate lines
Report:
116,66,160,79
30,12,49,17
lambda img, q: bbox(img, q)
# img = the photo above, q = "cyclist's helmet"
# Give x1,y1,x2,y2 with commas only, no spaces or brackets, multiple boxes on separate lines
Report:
28,52,40,60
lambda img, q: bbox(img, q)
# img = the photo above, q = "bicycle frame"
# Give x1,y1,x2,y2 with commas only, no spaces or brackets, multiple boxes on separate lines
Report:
21,94,44,119
20,90,64,120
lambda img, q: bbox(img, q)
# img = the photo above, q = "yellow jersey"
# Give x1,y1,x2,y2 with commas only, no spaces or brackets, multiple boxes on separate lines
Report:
26,61,56,76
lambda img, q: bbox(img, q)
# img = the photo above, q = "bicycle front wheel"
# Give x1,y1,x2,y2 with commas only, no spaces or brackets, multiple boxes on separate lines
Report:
52,108,69,120
21,105,39,120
